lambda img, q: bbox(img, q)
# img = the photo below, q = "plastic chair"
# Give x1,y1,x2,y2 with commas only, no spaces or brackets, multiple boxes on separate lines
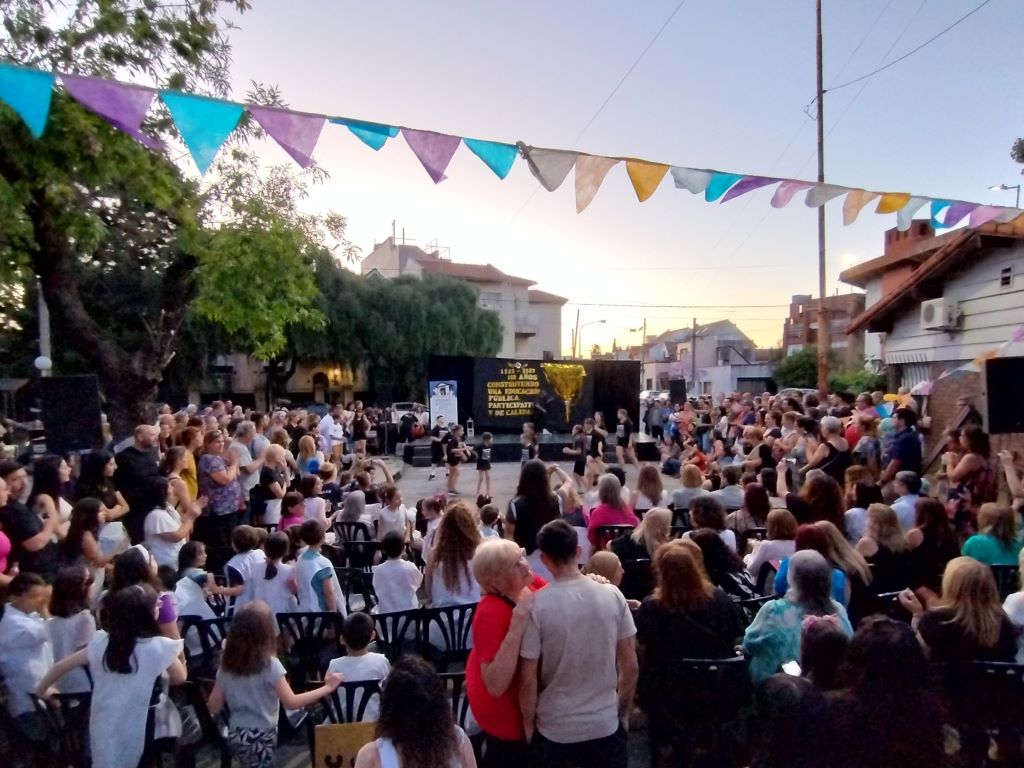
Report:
648,657,752,766
991,564,1020,601
739,527,768,553
948,661,1024,766
421,603,478,670
333,520,373,543
439,672,471,730
180,681,232,768
277,612,345,685
755,561,779,597
737,595,776,627
179,615,230,679
620,559,654,601
344,541,381,571
372,608,424,663
307,680,381,755
671,509,691,530
30,691,92,768
334,567,378,613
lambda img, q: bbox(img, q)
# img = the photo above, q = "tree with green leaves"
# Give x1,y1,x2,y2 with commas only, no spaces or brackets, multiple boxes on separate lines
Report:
773,347,821,389
0,1,358,436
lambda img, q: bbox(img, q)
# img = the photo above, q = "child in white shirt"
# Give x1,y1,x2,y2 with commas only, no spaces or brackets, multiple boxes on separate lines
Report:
294,520,346,615
478,503,501,539
253,532,298,617
325,613,391,721
372,531,422,614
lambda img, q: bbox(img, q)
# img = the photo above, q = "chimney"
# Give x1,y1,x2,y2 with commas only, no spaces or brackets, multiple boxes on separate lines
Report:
883,219,935,256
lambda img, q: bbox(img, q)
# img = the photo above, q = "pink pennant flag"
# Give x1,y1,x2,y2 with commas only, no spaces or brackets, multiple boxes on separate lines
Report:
248,106,325,168
402,128,462,184
771,180,814,208
967,205,1004,228
1012,325,1024,344
720,176,778,204
575,155,619,213
61,74,159,149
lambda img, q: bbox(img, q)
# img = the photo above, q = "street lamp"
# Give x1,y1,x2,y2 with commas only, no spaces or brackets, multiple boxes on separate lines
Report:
572,319,606,358
989,183,1021,208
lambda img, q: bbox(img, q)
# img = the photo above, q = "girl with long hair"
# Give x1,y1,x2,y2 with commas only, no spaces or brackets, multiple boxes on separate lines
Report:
161,446,205,517
253,532,298,616
106,546,180,639
426,501,482,607
36,585,187,768
505,460,560,555
907,497,959,596
47,566,96,694
28,454,73,538
944,424,996,535
208,602,342,768
630,464,668,517
688,527,757,601
611,507,671,562
355,655,476,768
74,449,129,521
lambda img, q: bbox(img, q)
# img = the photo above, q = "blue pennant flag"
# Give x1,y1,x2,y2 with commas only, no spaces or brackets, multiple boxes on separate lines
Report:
705,172,743,202
930,199,951,230
160,91,244,174
0,63,55,138
330,118,399,151
463,138,517,179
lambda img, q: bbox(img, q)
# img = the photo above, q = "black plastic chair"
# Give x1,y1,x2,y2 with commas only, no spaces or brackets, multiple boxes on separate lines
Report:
29,691,92,768
439,671,471,730
947,661,1024,766
671,509,691,530
335,567,378,613
344,541,381,571
333,520,374,543
754,560,780,597
321,680,381,724
180,681,232,768
224,564,245,616
372,608,424,663
179,615,231,678
421,603,478,670
739,527,768,554
258,523,279,535
648,657,753,766
991,564,1020,600
593,524,635,550
277,612,345,685
670,525,690,539
737,595,776,627
620,559,654,601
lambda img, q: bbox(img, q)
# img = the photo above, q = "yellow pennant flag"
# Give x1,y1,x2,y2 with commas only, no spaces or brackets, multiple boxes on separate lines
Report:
843,189,880,225
625,160,669,202
876,192,911,214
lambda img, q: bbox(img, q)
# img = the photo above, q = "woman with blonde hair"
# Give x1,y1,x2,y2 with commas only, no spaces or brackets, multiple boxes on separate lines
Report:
610,507,672,562
744,508,798,582
425,500,482,607
900,557,1016,663
854,504,911,593
670,464,709,515
962,502,1022,566
630,464,668,517
296,434,321,475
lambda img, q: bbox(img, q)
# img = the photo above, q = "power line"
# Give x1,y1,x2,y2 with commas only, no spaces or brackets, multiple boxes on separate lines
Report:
565,301,789,309
824,0,994,93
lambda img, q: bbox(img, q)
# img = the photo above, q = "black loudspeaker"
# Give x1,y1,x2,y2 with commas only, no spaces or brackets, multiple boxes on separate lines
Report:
986,358,1024,434
39,375,104,453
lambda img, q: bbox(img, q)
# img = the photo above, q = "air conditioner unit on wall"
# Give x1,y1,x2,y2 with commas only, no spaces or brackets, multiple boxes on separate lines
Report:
919,298,958,331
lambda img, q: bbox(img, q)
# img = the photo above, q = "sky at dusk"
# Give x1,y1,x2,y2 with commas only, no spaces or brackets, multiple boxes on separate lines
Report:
222,0,1024,354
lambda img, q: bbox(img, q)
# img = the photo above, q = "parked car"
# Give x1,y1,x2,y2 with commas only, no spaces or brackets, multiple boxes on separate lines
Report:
391,401,426,423
777,387,819,401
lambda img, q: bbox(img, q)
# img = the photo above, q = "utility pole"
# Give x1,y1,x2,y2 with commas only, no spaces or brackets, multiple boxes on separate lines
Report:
690,317,698,397
815,0,829,396
642,317,647,388
571,308,580,358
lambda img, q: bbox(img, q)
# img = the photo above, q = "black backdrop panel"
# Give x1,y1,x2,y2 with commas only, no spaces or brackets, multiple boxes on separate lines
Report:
987,358,1024,434
429,356,640,433
39,374,104,453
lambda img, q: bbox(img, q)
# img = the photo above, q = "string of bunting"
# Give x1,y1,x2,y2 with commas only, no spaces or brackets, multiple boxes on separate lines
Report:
0,61,1021,231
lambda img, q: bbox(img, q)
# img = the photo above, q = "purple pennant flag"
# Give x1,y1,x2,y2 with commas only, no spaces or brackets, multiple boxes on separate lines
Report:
943,201,978,228
402,128,461,184
61,74,160,149
720,176,779,204
248,105,325,168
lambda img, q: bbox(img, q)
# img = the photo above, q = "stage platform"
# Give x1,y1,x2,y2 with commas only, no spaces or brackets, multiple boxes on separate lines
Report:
402,431,661,467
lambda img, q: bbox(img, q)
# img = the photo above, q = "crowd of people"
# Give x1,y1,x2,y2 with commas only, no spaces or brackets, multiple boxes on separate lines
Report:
0,389,1023,767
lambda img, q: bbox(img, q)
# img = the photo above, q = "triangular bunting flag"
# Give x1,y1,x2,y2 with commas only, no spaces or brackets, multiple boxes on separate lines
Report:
842,190,880,225
463,138,517,180
995,208,1024,224
521,145,578,192
160,91,244,174
967,205,1003,228
0,63,55,138
721,176,778,204
625,160,668,202
875,192,911,214
930,200,952,229
330,118,399,151
575,155,619,213
249,106,325,168
805,184,848,207
771,180,814,208
705,172,742,202
62,74,159,148
402,128,461,184
943,202,978,228
670,167,713,194
897,197,929,230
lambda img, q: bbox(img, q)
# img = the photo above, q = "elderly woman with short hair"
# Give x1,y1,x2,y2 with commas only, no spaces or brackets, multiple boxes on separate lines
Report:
466,539,546,768
743,549,853,682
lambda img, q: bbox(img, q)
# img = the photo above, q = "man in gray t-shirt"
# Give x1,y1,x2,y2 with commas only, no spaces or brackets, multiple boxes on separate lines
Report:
519,519,637,767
